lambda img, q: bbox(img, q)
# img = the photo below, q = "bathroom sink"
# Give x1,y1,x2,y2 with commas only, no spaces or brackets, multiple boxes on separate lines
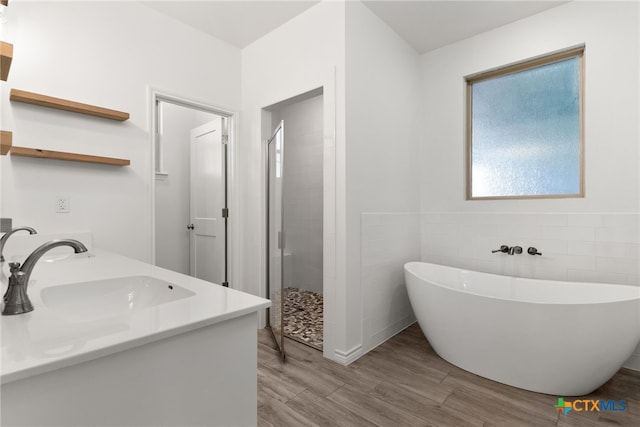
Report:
41,276,195,322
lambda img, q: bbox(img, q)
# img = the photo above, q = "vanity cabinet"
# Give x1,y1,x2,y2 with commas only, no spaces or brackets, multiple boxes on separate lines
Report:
2,313,258,426
1,249,269,426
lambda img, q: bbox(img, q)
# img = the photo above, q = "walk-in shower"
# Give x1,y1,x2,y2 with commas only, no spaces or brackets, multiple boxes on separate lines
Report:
265,90,324,357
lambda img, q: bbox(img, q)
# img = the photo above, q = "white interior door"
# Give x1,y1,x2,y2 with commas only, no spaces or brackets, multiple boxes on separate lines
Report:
189,118,224,284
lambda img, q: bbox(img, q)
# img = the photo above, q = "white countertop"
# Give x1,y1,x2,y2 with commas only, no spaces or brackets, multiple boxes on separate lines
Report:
1,249,270,384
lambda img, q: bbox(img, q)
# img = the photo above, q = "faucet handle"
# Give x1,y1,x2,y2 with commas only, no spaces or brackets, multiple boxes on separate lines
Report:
491,245,510,253
8,262,21,274
527,247,542,256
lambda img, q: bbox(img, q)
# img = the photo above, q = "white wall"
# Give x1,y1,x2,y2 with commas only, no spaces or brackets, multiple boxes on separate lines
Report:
242,0,422,362
272,94,324,294
240,0,345,360
155,102,217,275
420,1,639,213
361,212,420,353
419,1,640,369
1,2,240,262
345,1,422,358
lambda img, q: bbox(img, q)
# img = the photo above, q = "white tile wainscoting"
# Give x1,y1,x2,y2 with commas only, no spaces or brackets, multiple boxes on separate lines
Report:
421,213,639,286
421,212,640,370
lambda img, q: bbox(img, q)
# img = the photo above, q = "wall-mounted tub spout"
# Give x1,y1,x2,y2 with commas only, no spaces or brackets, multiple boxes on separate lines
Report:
509,246,523,255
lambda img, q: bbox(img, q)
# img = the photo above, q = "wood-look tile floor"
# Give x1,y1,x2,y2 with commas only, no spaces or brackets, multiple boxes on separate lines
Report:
258,323,640,426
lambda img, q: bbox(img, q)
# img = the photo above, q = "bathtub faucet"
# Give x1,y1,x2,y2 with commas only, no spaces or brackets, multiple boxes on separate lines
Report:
491,245,522,255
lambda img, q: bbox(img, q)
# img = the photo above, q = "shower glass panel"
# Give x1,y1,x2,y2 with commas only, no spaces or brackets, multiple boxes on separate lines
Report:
266,120,285,360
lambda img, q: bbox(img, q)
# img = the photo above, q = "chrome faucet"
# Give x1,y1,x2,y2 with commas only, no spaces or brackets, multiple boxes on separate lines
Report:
2,239,88,315
0,226,37,262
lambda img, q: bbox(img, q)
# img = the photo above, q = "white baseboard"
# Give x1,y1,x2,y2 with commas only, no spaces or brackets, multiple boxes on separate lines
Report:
623,353,640,371
333,345,363,366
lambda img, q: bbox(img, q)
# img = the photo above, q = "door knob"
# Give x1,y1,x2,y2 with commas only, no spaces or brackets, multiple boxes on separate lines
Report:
187,224,195,230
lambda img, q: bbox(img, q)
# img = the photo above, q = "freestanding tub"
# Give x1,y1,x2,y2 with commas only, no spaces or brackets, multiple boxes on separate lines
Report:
404,261,640,396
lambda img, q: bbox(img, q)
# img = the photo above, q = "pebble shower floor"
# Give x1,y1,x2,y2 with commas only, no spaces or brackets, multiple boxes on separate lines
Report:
283,287,323,350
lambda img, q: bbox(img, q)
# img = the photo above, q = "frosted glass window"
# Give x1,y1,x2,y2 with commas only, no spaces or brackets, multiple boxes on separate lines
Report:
466,47,584,199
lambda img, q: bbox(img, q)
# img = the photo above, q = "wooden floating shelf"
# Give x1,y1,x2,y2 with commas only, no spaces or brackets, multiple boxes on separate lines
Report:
10,89,130,121
10,146,130,166
1,41,13,82
0,130,12,155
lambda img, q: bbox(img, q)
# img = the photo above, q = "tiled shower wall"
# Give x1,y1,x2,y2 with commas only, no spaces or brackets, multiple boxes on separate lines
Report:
421,212,640,370
274,95,324,294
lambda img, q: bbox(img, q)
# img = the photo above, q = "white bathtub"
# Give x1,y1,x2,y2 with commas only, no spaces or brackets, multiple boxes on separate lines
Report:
404,261,640,396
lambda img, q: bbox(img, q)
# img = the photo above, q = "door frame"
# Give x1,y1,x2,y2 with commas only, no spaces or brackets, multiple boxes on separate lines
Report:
261,86,331,355
148,87,237,288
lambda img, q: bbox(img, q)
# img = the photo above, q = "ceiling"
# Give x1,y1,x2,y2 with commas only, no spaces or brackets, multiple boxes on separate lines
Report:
142,1,320,48
142,1,568,53
363,1,568,53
